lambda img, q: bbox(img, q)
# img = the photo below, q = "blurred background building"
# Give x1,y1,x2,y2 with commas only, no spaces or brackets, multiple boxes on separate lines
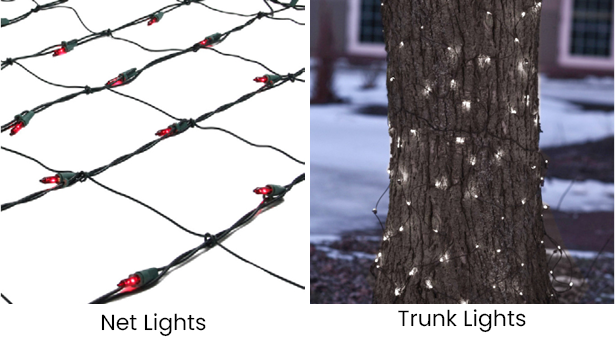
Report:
311,0,613,78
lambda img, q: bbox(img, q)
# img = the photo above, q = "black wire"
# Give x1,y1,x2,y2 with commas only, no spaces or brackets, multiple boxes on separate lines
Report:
49,5,96,34
107,88,181,121
14,61,86,89
89,287,122,304
208,48,280,75
216,242,305,289
109,35,184,53
1,146,65,172
195,125,304,165
1,294,12,304
89,177,205,238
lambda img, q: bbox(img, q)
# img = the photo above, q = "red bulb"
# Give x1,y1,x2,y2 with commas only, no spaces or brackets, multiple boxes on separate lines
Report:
253,186,273,195
117,274,141,288
106,76,123,87
10,122,24,136
155,127,172,137
147,18,158,26
199,38,212,47
254,76,269,83
53,47,67,57
40,175,60,184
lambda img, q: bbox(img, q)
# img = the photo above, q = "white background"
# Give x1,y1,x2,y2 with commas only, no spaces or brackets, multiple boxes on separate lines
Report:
0,0,308,311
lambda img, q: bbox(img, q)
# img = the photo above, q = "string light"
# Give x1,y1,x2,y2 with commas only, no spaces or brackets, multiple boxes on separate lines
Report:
462,100,471,110
409,267,418,276
426,280,433,289
390,77,395,82
148,12,164,26
521,12,526,18
511,108,517,114
515,38,519,43
456,137,465,144
478,54,491,66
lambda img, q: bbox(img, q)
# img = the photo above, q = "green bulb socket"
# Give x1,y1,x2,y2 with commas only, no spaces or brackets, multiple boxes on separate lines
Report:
62,39,78,53
57,172,77,187
204,32,222,45
267,184,286,196
1,18,9,27
265,74,282,86
151,12,164,22
15,111,36,126
135,268,159,287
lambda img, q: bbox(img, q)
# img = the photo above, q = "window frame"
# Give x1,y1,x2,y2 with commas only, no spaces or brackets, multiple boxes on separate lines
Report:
346,0,387,57
558,0,614,70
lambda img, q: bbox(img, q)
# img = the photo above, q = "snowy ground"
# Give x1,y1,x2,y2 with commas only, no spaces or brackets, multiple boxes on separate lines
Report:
311,63,614,237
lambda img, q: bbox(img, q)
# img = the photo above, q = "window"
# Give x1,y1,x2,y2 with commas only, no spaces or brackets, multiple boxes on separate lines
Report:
559,0,614,69
359,0,384,43
569,0,613,57
347,0,386,57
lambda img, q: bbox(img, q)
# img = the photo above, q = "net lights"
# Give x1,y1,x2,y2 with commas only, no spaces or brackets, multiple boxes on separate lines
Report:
8,111,35,136
52,40,78,57
156,120,193,138
199,33,222,47
254,74,282,87
106,68,137,87
148,12,164,26
253,184,287,199
117,268,159,289
39,172,78,188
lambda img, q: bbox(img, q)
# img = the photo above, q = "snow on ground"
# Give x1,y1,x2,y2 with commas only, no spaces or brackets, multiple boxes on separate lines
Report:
311,64,614,237
542,178,614,212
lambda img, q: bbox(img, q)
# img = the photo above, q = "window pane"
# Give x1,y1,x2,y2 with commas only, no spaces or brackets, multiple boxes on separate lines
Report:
570,0,613,57
359,0,384,43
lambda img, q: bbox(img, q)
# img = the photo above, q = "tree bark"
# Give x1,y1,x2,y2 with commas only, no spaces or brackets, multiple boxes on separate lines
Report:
373,0,555,303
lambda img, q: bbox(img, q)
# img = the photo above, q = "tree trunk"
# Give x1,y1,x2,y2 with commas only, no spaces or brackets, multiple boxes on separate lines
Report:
373,0,555,303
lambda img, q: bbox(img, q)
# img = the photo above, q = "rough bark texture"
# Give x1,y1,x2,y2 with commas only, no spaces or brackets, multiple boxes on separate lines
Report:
373,0,555,303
